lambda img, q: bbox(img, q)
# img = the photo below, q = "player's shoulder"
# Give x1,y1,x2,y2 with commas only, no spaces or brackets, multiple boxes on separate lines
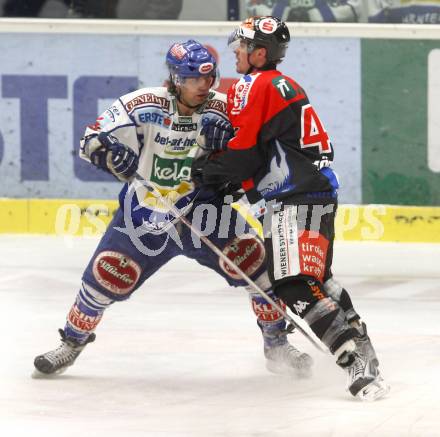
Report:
209,89,227,103
256,70,307,102
251,69,296,88
232,70,283,95
201,90,228,119
120,87,173,114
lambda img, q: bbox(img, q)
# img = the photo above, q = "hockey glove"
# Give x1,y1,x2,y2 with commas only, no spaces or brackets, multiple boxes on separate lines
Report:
190,154,209,188
198,119,234,152
95,132,139,182
190,153,233,194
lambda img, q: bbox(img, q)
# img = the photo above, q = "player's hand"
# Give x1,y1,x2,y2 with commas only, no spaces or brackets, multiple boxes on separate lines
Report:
190,153,231,194
198,119,234,152
190,154,208,188
95,132,139,182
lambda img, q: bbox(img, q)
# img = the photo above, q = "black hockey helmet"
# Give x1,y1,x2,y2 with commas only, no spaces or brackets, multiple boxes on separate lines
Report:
228,16,290,64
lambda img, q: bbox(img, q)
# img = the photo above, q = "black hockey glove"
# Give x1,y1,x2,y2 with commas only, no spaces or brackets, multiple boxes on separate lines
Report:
199,119,234,152
191,153,242,198
191,152,228,192
94,132,139,182
190,155,206,189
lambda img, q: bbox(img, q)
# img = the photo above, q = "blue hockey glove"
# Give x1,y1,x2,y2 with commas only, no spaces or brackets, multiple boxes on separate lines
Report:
199,119,234,152
96,132,139,182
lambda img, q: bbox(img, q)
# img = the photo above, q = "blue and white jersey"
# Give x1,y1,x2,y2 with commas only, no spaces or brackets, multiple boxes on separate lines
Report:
80,87,228,233
367,0,440,23
245,0,361,22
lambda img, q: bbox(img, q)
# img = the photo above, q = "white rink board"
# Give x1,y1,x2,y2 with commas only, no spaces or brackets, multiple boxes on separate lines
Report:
428,49,440,173
0,28,361,202
0,235,439,437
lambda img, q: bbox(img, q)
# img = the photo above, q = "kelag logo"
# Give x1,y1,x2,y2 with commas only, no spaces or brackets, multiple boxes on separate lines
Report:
151,154,193,187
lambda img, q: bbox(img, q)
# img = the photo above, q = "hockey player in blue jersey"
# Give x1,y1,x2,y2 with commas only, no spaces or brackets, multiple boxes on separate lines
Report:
246,0,440,23
246,0,362,22
367,0,440,23
33,40,313,378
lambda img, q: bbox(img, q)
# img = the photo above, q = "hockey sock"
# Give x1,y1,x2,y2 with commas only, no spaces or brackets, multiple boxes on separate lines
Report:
64,282,114,344
249,289,288,349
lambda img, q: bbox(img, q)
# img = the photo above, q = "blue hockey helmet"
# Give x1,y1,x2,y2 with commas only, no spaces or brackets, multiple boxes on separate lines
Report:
166,40,219,88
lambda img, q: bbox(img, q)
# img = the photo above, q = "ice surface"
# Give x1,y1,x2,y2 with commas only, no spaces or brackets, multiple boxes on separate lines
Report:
0,235,439,437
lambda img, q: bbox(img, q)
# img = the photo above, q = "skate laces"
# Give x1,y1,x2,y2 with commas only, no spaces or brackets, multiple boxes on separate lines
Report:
42,329,93,367
355,331,379,368
349,354,366,380
44,339,79,366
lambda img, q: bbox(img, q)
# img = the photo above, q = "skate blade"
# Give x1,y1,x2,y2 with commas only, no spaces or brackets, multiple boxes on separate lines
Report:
356,378,390,401
31,367,68,379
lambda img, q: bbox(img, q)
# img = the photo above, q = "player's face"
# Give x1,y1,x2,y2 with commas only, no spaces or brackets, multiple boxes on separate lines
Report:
233,40,252,74
178,75,214,106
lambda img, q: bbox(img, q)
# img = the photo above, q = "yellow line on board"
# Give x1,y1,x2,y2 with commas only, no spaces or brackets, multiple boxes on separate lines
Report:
1,198,439,243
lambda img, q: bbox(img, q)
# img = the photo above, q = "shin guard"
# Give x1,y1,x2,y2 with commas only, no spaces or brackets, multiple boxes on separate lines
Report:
275,278,355,354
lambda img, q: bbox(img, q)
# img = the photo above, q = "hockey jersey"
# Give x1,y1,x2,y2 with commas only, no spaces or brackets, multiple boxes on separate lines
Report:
203,70,339,204
80,87,228,233
246,0,361,22
367,0,440,23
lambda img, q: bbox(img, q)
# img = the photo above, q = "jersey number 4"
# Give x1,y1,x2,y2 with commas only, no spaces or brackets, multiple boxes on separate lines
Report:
300,104,331,154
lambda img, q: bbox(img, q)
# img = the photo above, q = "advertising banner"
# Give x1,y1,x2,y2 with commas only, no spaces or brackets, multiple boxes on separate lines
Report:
0,33,361,202
362,39,440,206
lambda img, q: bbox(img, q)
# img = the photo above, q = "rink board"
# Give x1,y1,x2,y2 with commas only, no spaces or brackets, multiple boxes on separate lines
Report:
2,21,440,206
0,198,439,243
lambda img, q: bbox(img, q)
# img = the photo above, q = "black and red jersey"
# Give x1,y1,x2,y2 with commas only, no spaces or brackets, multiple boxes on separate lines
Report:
203,69,339,204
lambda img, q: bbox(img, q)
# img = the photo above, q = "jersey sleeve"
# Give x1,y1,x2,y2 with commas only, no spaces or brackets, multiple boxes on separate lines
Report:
79,92,139,163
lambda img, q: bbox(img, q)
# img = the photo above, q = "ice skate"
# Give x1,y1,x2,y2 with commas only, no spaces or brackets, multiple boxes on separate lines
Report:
265,343,313,378
33,329,95,377
337,349,390,401
353,321,379,369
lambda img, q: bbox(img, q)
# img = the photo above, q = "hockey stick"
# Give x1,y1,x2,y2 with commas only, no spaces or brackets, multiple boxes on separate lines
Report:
133,173,326,353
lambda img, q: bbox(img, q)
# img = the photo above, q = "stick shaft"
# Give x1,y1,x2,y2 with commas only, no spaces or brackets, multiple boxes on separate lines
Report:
135,175,326,352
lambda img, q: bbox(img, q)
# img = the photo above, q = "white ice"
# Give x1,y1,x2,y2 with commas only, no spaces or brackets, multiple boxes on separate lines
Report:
0,235,439,437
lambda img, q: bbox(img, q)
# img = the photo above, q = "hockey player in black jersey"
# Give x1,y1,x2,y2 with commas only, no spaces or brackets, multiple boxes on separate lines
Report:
195,16,390,401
